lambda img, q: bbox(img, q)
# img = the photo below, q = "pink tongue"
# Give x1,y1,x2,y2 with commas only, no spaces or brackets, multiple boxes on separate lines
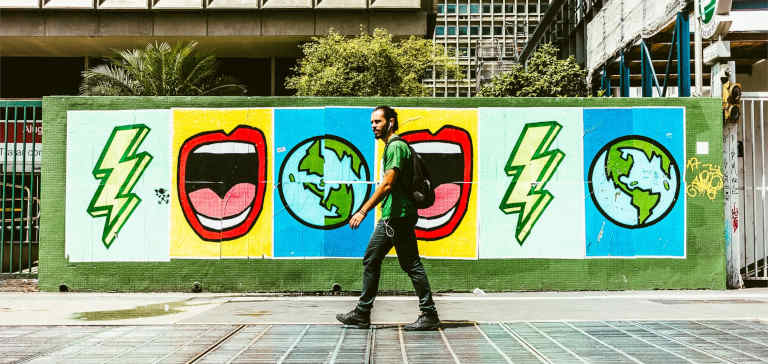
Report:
418,183,460,218
188,183,256,219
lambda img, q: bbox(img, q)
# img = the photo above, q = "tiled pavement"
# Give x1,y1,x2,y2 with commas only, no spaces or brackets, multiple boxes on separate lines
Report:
4,320,768,363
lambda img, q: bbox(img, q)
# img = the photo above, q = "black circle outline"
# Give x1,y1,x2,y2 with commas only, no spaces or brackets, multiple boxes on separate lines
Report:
277,135,372,230
587,135,681,229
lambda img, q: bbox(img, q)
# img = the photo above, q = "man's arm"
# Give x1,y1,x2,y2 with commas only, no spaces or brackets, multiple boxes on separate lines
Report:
348,168,398,229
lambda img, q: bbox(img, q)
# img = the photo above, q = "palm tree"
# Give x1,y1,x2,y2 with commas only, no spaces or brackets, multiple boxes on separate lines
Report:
80,41,247,96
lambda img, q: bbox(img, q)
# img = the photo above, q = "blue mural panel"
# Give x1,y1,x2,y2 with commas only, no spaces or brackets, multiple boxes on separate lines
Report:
583,107,685,257
273,107,375,257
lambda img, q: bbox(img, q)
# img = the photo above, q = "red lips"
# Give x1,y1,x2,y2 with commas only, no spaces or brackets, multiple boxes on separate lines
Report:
401,126,472,240
177,126,267,241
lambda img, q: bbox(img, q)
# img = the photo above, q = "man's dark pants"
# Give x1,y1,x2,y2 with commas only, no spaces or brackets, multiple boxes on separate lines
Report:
356,216,436,314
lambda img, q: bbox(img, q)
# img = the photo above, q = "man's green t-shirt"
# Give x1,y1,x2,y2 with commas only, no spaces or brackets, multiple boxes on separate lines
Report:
381,136,416,219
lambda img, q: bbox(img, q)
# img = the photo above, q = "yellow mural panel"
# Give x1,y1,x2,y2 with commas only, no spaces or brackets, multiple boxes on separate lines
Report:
171,108,273,258
377,108,479,259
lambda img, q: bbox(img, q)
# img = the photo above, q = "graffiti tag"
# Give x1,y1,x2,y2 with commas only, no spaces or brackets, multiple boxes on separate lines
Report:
686,157,723,200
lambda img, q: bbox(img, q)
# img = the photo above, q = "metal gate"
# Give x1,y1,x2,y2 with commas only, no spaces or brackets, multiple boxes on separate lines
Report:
736,93,768,283
0,100,41,275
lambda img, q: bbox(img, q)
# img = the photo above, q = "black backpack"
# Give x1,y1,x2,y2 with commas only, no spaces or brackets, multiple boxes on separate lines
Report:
385,135,435,209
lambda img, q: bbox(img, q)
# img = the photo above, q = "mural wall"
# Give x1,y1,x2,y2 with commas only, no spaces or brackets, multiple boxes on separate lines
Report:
65,106,690,262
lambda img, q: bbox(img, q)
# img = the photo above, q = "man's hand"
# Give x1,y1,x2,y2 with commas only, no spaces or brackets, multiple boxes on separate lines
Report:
349,211,366,229
348,168,396,230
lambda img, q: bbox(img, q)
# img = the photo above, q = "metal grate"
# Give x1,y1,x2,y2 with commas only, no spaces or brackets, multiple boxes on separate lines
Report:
0,100,42,275
739,95,768,283
6,321,768,363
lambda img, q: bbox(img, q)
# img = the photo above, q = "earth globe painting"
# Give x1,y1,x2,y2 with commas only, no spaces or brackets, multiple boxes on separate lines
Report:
588,135,681,228
278,135,371,229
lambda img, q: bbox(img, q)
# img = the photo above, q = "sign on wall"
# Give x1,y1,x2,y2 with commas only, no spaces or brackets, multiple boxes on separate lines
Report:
64,106,687,262
65,110,170,262
171,108,273,259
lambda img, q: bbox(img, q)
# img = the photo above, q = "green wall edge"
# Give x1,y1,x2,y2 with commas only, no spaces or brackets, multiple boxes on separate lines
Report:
40,96,725,292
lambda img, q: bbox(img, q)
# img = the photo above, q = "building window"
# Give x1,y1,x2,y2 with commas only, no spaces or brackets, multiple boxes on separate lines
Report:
517,4,524,13
482,27,491,35
529,4,537,13
494,26,503,35
458,4,468,13
493,4,502,13
470,4,481,13
446,4,456,13
447,26,456,35
437,4,444,13
505,4,514,13
470,26,479,35
482,4,490,13
436,26,445,36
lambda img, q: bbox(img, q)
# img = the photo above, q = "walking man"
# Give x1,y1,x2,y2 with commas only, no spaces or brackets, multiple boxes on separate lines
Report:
336,106,440,331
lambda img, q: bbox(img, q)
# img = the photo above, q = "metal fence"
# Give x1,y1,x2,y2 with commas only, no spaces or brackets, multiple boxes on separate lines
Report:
739,93,768,282
0,100,41,275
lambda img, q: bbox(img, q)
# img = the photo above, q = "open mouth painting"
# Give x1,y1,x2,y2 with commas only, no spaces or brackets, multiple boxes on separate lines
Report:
401,125,473,240
177,125,267,241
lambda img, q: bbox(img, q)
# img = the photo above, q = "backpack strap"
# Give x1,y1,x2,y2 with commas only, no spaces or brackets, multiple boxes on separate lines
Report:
384,134,408,156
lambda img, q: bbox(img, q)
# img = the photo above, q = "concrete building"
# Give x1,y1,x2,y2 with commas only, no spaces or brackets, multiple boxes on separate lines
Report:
0,0,430,97
424,0,550,97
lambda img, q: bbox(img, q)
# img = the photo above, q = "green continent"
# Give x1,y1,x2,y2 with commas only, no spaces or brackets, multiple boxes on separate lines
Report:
323,184,354,225
296,137,360,226
302,182,323,200
605,139,671,224
629,188,660,224
324,139,363,178
298,139,324,177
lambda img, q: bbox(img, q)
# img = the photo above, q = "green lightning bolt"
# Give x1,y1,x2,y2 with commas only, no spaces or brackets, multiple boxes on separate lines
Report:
499,121,565,245
87,124,153,248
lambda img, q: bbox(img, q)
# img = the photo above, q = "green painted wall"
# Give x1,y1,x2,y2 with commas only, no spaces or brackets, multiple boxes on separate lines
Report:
40,96,725,292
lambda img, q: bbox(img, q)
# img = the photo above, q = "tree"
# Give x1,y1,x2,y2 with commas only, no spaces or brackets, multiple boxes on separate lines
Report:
285,28,462,96
479,43,587,97
80,41,246,96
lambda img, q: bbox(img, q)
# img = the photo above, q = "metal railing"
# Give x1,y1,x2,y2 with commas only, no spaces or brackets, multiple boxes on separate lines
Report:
739,93,768,281
0,100,41,275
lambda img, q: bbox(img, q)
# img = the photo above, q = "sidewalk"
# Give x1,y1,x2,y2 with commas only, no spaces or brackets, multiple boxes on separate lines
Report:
4,290,768,363
2,289,768,325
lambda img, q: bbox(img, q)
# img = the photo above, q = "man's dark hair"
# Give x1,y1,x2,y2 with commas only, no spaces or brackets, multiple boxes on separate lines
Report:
374,105,398,132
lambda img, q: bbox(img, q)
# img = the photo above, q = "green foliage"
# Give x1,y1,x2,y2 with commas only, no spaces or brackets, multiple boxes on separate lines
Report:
479,44,587,97
80,41,246,96
286,28,462,96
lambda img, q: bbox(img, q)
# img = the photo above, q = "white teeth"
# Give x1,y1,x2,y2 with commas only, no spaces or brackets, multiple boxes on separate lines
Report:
411,142,461,154
197,207,251,230
416,207,456,229
194,142,255,154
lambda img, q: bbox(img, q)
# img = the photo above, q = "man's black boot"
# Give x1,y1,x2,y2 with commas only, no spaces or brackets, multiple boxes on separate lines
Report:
404,311,440,331
336,308,371,328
